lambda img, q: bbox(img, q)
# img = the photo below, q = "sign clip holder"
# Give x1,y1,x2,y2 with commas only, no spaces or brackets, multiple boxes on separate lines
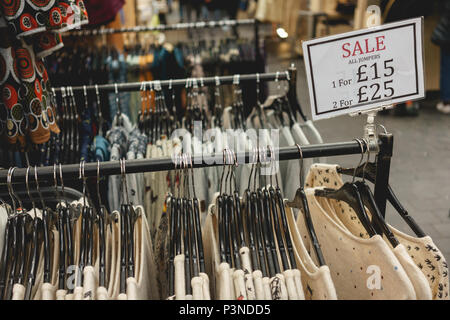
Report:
349,104,393,153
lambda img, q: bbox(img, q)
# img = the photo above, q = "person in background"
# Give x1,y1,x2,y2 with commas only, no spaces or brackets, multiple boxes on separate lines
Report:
380,0,433,116
155,0,169,24
432,0,450,114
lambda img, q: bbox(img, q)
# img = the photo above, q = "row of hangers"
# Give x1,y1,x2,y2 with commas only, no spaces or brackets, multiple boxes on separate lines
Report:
168,153,205,297
0,156,142,299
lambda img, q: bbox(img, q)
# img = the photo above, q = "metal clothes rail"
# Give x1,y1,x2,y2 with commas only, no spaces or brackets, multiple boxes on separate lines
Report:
65,19,259,36
0,141,367,181
51,70,291,94
0,134,394,218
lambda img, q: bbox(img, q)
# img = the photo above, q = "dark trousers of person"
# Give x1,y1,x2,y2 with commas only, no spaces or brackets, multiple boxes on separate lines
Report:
441,48,450,102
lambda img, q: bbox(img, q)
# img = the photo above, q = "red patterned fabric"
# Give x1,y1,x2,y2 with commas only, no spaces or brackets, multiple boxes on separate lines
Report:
83,0,124,26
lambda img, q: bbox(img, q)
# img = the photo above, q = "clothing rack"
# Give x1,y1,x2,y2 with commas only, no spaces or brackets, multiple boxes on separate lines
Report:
0,134,394,218
51,66,306,121
51,70,289,94
66,19,258,36
65,18,263,71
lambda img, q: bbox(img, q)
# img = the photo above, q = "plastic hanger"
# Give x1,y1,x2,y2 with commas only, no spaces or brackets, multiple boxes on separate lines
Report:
61,164,74,294
24,167,41,300
168,154,182,297
250,151,268,277
180,156,191,295
71,87,81,163
33,166,52,286
286,144,326,266
187,154,205,274
261,148,281,275
287,64,307,122
244,152,260,271
95,85,104,137
337,162,425,237
314,139,378,238
226,150,242,270
10,167,27,293
353,144,400,247
5,168,22,299
96,161,107,289
218,152,228,264
0,201,12,300
256,149,276,277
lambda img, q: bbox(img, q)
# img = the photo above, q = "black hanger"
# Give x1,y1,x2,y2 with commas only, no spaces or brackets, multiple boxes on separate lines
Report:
244,189,259,271
287,65,307,122
355,181,399,247
286,145,326,266
257,188,276,276
182,196,191,295
168,195,177,297
0,209,12,300
24,167,42,300
5,168,26,298
314,140,378,238
118,159,133,294
262,188,281,274
337,162,425,237
95,161,107,289
6,214,18,300
58,165,75,294
187,199,198,278
188,155,205,274
275,186,298,271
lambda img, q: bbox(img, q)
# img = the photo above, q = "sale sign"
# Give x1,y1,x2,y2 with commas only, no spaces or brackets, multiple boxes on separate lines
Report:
303,17,425,121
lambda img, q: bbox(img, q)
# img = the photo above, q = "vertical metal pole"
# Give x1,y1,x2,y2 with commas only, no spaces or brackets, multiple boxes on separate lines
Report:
288,64,307,122
374,133,394,219
254,20,261,67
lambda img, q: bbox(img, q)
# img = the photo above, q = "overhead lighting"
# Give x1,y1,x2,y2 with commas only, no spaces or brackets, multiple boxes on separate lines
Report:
276,27,289,39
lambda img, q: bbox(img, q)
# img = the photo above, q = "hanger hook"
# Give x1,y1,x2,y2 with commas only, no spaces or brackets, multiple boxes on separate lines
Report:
96,160,102,210
256,73,261,105
295,144,304,188
59,163,68,207
121,158,131,206
189,153,196,199
247,146,256,191
54,164,61,206
219,149,227,195
79,160,87,207
83,85,88,109
95,84,101,106
26,166,37,214
352,139,365,183
7,167,20,213
34,166,45,209
361,138,370,183
226,149,233,194
267,145,273,187
253,147,260,191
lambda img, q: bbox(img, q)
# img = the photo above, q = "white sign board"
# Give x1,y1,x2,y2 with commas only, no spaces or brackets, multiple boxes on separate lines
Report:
302,17,425,121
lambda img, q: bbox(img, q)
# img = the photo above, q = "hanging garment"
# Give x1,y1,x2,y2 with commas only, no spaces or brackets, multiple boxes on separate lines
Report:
203,199,233,300
126,206,159,300
0,205,7,259
284,205,337,300
108,211,121,299
305,164,448,300
34,223,60,300
298,186,417,300
96,212,113,300
82,220,99,301
154,198,170,298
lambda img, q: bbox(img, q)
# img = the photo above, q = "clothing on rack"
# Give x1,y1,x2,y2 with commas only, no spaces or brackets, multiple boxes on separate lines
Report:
1,133,445,300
